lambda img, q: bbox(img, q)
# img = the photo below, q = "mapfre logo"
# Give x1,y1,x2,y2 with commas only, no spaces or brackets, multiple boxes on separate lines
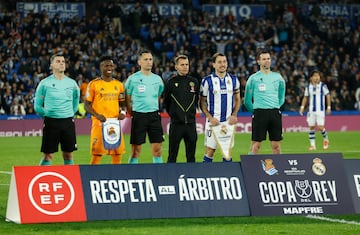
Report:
28,172,75,215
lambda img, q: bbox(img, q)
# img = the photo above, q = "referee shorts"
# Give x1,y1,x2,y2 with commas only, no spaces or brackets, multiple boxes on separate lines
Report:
41,117,77,153
130,111,164,145
252,109,283,142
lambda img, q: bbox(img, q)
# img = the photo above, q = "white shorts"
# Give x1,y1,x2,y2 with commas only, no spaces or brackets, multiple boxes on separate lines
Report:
204,121,235,149
306,112,325,127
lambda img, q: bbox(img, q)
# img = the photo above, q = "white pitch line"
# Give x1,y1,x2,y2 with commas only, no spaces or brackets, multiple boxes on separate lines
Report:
0,171,12,175
306,215,360,225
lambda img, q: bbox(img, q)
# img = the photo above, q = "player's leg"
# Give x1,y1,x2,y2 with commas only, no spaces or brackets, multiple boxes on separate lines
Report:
110,133,126,164
203,122,216,162
167,123,183,163
184,123,197,162
268,109,283,154
317,113,328,149
90,121,104,164
307,112,316,150
251,110,267,154
148,111,164,163
40,117,60,165
128,112,147,163
60,118,77,165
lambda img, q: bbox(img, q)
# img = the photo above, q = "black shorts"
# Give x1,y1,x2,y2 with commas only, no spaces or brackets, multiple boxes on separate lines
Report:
41,117,77,153
252,109,283,142
130,111,164,145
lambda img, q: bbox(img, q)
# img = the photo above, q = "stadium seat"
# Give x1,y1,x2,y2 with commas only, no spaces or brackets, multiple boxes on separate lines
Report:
154,41,162,51
165,51,175,60
139,26,150,40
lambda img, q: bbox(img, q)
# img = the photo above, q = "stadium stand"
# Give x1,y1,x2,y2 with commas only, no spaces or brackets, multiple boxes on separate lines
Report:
0,1,359,116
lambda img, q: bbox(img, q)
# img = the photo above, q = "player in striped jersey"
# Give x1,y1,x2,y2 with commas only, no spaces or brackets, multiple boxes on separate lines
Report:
200,53,241,162
299,70,331,150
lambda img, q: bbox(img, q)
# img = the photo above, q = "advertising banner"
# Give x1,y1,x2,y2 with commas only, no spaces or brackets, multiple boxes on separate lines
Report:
240,153,355,216
344,159,360,213
80,163,250,220
6,163,250,223
16,2,86,21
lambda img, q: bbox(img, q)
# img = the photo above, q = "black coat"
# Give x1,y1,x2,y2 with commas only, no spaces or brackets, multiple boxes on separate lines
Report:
163,75,199,124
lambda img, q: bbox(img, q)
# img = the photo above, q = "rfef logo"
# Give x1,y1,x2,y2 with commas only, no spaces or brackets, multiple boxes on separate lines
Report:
14,165,87,223
28,172,75,215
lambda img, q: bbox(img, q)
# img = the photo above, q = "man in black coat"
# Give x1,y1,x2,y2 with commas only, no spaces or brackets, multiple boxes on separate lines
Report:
163,54,199,163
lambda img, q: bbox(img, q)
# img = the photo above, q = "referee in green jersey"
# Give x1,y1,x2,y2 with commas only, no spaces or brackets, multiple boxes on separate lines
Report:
34,54,80,165
244,49,286,154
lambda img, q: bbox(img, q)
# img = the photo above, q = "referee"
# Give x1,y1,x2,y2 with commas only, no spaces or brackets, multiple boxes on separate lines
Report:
163,55,199,163
244,49,286,154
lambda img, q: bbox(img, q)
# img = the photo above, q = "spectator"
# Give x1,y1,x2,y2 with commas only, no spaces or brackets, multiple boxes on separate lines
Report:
10,98,26,115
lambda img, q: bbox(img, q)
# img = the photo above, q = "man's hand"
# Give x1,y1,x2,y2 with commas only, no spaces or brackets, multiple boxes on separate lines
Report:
228,115,237,125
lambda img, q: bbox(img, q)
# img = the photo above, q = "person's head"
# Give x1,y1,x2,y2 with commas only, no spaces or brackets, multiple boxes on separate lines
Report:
99,55,114,78
50,53,65,73
174,54,189,76
256,49,271,72
309,70,321,84
137,50,153,72
212,52,227,75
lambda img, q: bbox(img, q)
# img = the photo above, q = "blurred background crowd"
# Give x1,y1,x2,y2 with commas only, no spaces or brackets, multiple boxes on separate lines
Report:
0,0,360,116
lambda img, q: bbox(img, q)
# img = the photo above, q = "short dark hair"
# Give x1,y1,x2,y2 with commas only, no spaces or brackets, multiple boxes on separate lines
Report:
309,69,320,77
50,53,64,63
174,54,188,64
212,52,225,63
138,50,152,59
256,49,271,60
99,55,113,64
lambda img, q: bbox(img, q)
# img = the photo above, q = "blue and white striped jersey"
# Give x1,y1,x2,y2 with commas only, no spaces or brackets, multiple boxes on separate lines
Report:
304,82,330,112
200,72,240,122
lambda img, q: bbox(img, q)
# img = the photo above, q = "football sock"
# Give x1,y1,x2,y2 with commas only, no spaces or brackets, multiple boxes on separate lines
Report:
39,159,51,166
90,155,102,164
153,156,163,163
64,159,74,165
321,129,328,140
111,154,122,164
128,157,139,164
203,155,213,162
309,130,315,146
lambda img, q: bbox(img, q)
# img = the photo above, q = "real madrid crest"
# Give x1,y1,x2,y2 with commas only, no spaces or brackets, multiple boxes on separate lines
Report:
189,81,195,92
312,158,326,176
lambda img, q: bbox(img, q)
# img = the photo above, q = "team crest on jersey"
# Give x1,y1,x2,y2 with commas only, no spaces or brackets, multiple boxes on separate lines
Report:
189,82,195,92
114,86,118,91
175,83,178,87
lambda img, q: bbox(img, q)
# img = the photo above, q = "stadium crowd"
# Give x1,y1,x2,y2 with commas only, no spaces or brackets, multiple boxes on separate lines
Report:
0,0,360,116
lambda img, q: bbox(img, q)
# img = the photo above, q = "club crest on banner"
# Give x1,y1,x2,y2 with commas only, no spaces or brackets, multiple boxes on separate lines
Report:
102,118,121,150
210,122,235,160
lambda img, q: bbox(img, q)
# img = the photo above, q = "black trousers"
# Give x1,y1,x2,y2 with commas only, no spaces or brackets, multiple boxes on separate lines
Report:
167,122,197,163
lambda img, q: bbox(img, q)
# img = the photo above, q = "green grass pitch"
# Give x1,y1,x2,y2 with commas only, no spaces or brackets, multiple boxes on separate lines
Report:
0,131,360,234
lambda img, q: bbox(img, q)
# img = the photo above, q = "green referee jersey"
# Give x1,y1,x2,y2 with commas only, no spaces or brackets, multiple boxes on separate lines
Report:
125,71,164,113
244,71,286,113
34,74,80,118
